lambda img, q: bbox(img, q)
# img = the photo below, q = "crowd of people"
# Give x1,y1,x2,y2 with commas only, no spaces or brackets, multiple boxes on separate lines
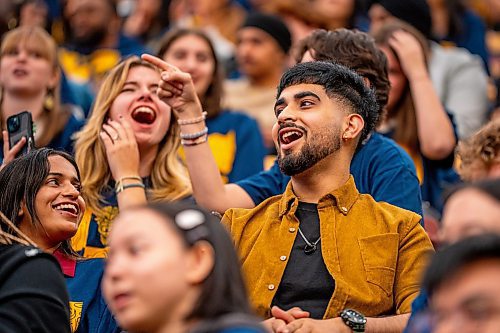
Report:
0,0,499,333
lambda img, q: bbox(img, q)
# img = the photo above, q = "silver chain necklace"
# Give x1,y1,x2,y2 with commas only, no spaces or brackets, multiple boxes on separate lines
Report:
298,227,321,255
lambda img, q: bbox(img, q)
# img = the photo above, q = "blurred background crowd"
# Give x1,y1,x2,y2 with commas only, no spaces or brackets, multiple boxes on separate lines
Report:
0,0,500,332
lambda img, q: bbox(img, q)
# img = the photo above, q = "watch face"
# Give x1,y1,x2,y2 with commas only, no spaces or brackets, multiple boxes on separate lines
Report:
347,310,367,324
342,309,367,329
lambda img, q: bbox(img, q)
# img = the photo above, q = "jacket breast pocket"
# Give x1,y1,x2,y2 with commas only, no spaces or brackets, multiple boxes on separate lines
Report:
359,233,399,297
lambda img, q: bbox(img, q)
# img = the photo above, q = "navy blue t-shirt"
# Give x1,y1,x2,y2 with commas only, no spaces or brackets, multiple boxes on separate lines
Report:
236,132,423,217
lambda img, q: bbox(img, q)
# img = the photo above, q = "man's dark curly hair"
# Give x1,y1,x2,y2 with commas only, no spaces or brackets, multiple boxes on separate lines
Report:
276,61,379,146
294,29,389,124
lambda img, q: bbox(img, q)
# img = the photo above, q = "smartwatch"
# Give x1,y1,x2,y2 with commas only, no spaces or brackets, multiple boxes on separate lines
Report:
340,309,366,333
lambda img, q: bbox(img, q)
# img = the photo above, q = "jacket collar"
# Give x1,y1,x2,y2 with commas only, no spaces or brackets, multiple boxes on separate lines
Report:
53,250,76,278
279,175,360,217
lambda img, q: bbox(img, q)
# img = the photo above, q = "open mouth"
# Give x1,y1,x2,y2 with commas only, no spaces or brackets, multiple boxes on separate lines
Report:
279,128,304,145
53,203,79,216
13,68,28,76
131,106,156,125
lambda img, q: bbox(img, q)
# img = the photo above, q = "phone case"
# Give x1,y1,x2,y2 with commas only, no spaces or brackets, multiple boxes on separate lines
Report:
7,111,35,156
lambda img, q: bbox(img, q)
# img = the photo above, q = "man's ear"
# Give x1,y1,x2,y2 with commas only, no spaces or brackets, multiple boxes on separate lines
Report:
185,241,215,285
342,113,364,141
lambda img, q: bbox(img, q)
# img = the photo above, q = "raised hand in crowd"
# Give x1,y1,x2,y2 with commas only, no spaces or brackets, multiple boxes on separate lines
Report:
141,54,203,117
0,131,25,171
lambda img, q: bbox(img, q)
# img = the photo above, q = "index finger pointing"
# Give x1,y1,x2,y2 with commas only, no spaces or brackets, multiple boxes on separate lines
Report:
141,54,179,73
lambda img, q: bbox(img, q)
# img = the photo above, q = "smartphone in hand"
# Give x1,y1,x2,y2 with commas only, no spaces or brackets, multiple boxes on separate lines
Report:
7,111,35,157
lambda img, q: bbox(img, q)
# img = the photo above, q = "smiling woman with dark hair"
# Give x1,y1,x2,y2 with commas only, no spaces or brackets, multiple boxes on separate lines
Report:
0,148,119,333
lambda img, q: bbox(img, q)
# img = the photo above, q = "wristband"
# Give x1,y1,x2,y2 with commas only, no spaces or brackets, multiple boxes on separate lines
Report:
177,112,207,125
180,127,208,140
115,182,145,194
181,134,208,146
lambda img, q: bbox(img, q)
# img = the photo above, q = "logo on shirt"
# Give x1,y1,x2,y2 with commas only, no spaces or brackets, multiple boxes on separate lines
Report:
69,301,83,332
95,206,119,246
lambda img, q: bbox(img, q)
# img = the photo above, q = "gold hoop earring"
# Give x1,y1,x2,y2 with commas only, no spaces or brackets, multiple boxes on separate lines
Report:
43,88,54,111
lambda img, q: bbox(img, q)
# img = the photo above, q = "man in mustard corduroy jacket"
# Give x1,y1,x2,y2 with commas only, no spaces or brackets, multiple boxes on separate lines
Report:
221,61,434,333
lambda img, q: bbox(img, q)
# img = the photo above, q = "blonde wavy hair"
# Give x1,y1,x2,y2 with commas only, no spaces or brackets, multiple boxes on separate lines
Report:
457,119,500,181
0,26,69,147
74,56,192,217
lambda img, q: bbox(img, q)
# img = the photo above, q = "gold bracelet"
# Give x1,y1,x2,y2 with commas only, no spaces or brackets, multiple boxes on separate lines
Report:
177,112,208,125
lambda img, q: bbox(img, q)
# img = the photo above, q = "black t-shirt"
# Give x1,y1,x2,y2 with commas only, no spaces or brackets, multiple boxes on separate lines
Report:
271,202,335,319
0,244,70,332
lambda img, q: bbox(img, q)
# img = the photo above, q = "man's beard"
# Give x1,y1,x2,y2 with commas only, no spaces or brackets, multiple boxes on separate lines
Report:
277,125,341,176
70,25,107,48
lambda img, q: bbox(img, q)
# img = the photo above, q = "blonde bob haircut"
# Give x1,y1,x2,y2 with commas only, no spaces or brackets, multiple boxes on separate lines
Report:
74,56,192,217
0,26,68,148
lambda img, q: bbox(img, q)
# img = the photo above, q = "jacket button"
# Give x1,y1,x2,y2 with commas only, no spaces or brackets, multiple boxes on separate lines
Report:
280,256,287,261
341,207,348,214
268,284,275,290
289,227,296,233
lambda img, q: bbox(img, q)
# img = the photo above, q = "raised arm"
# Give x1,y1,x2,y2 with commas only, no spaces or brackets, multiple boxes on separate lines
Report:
390,31,455,160
141,54,255,212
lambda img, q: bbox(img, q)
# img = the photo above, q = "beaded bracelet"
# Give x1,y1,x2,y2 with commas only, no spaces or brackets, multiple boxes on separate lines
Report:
116,182,146,194
180,126,208,140
115,176,143,193
181,134,208,146
177,112,207,125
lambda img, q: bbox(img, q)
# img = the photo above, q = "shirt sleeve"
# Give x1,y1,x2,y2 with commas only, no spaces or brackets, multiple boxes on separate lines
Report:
236,161,290,205
394,216,435,313
228,116,267,183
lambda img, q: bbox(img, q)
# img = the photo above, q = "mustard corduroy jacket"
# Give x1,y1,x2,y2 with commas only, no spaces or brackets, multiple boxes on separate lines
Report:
222,176,434,319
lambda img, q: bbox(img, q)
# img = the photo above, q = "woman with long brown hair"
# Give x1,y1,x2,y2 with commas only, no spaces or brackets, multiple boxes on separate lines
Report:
373,21,458,212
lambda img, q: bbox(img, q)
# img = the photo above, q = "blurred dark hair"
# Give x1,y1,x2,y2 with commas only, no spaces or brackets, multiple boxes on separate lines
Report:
440,0,467,40
423,234,500,297
295,28,389,124
277,61,379,147
157,28,223,119
0,148,81,258
443,178,500,205
143,202,253,321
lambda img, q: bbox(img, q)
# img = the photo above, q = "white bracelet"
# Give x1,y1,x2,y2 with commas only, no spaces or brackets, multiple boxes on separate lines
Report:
177,112,207,125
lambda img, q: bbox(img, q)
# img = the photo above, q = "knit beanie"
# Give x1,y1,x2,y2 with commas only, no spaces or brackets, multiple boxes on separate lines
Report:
371,0,432,39
241,13,292,54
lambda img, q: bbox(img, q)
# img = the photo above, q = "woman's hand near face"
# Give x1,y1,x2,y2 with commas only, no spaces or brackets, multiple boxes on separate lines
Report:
100,117,140,181
141,54,204,119
388,30,428,81
1,131,26,171
388,30,456,159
